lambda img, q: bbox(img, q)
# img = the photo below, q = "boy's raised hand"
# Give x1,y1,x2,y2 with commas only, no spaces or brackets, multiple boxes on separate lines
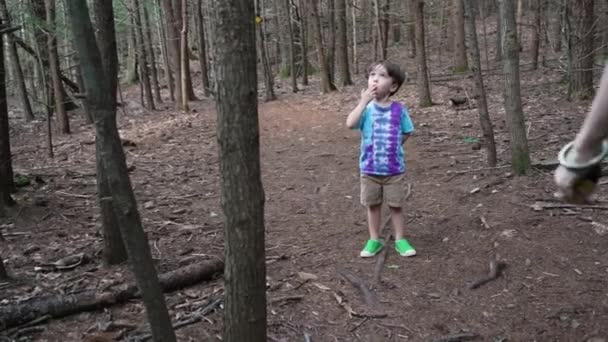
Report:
361,87,375,104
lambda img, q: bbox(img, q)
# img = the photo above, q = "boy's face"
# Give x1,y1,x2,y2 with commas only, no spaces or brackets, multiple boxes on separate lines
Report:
367,64,398,100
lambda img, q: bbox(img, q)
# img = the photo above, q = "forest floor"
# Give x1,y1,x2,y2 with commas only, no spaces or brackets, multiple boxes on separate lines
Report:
2,27,608,342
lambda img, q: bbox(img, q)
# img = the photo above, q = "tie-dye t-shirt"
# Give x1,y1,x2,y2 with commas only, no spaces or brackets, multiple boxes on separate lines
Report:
357,101,414,176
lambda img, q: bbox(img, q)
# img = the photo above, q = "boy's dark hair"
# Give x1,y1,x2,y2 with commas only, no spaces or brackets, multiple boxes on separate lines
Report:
366,60,406,96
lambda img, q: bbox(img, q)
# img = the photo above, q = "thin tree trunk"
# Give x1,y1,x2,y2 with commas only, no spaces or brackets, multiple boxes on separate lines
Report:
309,0,336,93
298,0,308,85
46,0,69,134
133,0,155,110
92,0,128,266
161,0,183,110
277,0,291,76
407,0,416,57
381,0,390,59
124,17,138,84
495,0,502,61
568,0,595,100
327,0,336,84
0,0,34,121
0,15,14,203
66,2,177,341
286,0,298,92
255,0,276,101
336,0,352,86
180,0,189,110
209,0,267,340
156,0,174,101
413,0,431,107
453,0,468,72
464,0,497,166
352,0,358,73
143,2,162,103
196,0,210,96
530,0,541,70
552,0,564,52
500,0,530,175
480,0,490,70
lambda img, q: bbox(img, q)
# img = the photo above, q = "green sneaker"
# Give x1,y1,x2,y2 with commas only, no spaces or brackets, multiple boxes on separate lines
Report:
360,239,383,257
395,239,416,257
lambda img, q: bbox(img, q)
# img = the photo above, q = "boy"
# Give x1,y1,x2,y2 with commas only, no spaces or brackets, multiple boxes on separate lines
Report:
346,60,416,258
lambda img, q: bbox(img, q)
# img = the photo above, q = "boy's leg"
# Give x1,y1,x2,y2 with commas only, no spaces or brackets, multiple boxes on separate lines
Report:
367,204,382,240
389,206,404,241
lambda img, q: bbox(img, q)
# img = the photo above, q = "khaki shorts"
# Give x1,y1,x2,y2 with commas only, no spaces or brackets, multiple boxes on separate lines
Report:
360,173,406,207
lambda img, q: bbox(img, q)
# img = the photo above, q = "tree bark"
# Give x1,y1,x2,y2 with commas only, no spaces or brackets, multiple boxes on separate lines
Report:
180,0,189,110
407,0,417,57
92,0,128,266
299,0,309,85
413,0,431,107
309,0,336,93
285,0,298,92
0,254,7,280
66,2,177,341
464,0,497,166
352,0,358,74
0,260,224,330
335,0,352,86
133,0,155,110
0,0,34,121
46,0,69,134
500,0,530,175
453,0,468,72
124,16,139,84
143,2,163,103
530,0,541,70
277,0,291,76
161,0,183,110
327,0,336,83
255,0,277,101
196,0,210,97
209,1,267,341
568,0,594,100
0,17,15,201
156,0,174,101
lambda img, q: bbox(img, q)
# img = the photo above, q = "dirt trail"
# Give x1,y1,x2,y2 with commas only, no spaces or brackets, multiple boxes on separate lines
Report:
2,76,608,341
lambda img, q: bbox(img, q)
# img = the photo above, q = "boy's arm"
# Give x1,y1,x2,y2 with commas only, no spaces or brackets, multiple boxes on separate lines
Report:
346,88,374,129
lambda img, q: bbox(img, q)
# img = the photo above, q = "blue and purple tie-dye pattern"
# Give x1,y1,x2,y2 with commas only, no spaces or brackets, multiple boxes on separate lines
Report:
358,102,414,176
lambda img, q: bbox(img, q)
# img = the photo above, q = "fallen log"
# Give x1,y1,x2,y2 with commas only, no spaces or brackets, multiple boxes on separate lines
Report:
0,259,224,330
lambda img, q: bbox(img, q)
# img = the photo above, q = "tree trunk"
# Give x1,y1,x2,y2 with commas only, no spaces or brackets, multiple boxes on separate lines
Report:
413,0,431,107
0,0,34,122
530,0,541,70
180,0,190,110
196,0,210,96
551,0,564,52
133,0,155,110
335,0,352,86
352,0,358,73
568,0,594,100
66,2,177,341
495,0,502,61
464,0,497,166
453,0,468,72
209,1,267,341
327,0,336,83
92,0,128,266
124,17,139,84
309,0,336,93
285,0,298,92
381,0,390,59
46,0,69,134
298,0,308,85
156,0,174,101
161,0,183,110
255,0,276,101
143,2,163,104
0,16,15,201
500,0,530,175
277,0,291,76
480,0,490,70
407,0,417,57
178,0,197,102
